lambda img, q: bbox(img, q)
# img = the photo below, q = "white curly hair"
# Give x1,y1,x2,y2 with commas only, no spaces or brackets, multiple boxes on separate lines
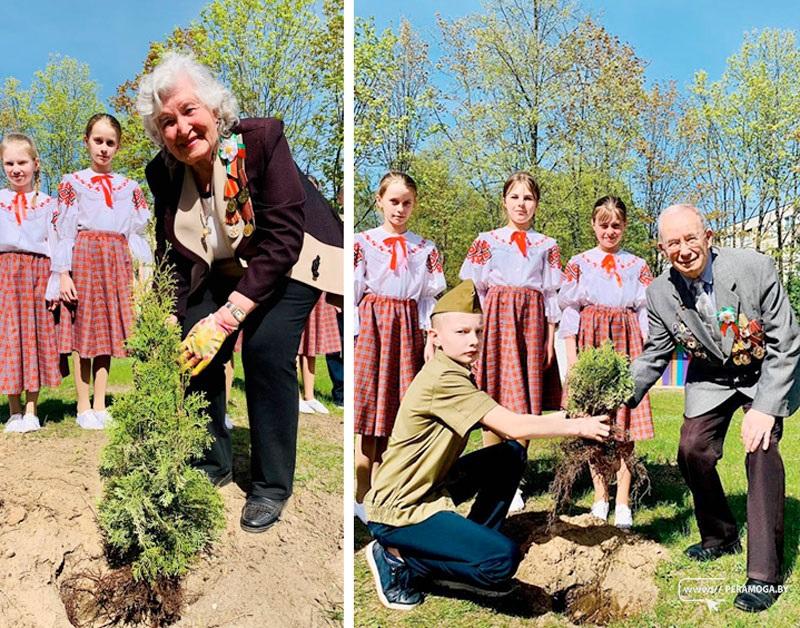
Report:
137,51,240,148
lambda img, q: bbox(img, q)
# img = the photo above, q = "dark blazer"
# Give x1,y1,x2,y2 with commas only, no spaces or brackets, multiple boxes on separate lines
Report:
630,247,800,418
146,117,342,319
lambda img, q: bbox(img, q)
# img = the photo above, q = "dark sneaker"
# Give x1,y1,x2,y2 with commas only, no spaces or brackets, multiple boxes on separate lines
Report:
684,538,742,561
240,496,286,533
734,578,782,612
365,540,423,610
209,470,233,488
430,578,517,598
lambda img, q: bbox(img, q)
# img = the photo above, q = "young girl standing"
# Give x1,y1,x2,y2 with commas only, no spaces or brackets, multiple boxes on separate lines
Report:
52,113,152,430
558,196,654,529
459,171,563,511
1,133,62,432
353,171,446,523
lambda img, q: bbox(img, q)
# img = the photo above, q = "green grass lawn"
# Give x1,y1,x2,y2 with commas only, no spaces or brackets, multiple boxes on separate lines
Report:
354,389,800,627
1,355,343,494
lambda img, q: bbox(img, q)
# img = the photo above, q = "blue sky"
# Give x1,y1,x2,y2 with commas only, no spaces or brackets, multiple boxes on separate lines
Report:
361,0,800,91
0,0,207,103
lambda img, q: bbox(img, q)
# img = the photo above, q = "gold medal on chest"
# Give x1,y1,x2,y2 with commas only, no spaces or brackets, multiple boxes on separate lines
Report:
243,223,254,237
227,224,241,238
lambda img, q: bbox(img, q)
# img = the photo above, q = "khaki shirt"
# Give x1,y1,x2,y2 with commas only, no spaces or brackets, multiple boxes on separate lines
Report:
365,350,498,526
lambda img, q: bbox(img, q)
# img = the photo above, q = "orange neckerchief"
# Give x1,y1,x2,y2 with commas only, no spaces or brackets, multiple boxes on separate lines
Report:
383,235,408,271
91,174,114,208
12,191,28,224
601,253,622,287
510,230,528,257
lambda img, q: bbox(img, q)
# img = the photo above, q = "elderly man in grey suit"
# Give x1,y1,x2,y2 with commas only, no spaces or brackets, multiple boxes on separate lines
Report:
629,204,800,612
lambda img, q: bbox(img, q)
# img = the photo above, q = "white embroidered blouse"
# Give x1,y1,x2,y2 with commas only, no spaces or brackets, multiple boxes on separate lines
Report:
51,169,153,279
558,247,653,338
353,227,446,333
459,226,563,322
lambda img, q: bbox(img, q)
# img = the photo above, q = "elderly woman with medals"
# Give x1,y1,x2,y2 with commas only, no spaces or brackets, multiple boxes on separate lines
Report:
137,52,342,533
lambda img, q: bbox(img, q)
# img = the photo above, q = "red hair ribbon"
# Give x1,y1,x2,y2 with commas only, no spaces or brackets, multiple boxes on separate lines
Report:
91,174,114,208
601,254,622,287
510,230,528,257
383,236,408,271
12,191,28,224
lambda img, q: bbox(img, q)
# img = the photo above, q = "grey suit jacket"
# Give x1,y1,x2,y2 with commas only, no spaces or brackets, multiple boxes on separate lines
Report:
630,247,800,418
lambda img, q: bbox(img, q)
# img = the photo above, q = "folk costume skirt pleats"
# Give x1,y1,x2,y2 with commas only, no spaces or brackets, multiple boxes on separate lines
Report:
298,293,342,357
354,294,424,437
0,252,61,394
64,230,134,358
477,286,562,415
573,304,653,441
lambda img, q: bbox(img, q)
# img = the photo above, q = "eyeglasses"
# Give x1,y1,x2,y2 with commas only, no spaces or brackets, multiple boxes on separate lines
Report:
662,233,706,253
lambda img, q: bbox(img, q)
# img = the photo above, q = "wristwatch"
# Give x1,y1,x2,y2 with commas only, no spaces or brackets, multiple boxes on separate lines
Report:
224,301,247,323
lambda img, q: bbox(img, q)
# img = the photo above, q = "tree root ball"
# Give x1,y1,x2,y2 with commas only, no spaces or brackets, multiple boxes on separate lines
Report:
60,566,183,628
548,438,650,528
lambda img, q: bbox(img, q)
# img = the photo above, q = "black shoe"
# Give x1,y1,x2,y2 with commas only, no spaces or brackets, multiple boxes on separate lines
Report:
209,470,233,488
734,578,782,612
430,578,517,598
684,538,742,561
365,540,424,610
240,496,286,533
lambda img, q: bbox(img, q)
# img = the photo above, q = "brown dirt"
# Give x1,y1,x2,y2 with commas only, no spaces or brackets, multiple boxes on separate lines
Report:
508,513,668,625
0,418,342,627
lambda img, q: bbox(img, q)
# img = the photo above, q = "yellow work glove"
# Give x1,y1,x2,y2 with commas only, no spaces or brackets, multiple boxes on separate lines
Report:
180,314,234,377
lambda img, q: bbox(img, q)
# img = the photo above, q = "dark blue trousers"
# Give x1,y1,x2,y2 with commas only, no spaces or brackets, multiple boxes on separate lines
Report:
325,309,344,406
368,440,526,587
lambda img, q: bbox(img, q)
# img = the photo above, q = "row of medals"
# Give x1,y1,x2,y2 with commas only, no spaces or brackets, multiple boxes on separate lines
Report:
225,187,253,239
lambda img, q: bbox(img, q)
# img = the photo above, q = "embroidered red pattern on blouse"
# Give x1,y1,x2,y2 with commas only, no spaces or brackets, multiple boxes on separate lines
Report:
132,187,148,211
564,261,581,283
547,245,562,269
426,248,444,273
638,263,654,286
354,241,365,268
58,182,77,207
467,239,492,265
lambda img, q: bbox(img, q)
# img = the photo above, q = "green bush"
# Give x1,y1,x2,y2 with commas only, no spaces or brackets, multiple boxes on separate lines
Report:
97,264,225,584
565,341,635,418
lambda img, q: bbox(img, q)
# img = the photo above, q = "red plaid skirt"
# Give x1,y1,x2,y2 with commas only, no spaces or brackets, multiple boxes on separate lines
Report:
569,304,654,441
0,252,61,394
354,294,424,437
477,286,562,414
298,293,342,357
65,231,134,358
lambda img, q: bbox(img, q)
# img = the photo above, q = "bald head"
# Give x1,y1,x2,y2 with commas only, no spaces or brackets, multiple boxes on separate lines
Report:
657,204,714,279
657,204,707,242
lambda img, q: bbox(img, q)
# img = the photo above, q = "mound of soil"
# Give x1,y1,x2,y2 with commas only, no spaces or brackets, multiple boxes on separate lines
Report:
509,513,668,625
0,419,342,627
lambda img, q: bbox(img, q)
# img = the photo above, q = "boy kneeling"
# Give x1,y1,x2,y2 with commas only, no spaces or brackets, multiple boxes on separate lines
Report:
364,280,610,610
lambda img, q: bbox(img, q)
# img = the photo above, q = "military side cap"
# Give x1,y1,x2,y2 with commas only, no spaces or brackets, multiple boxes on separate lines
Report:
432,279,482,316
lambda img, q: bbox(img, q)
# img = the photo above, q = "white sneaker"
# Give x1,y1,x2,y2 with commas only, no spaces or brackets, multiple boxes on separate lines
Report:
76,410,104,430
4,414,25,433
590,500,610,521
614,504,633,530
509,488,525,513
354,501,368,525
224,414,234,430
305,398,330,415
299,399,313,414
20,414,41,432
93,410,112,427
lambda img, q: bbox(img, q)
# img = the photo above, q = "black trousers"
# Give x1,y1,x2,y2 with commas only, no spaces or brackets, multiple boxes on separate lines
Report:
678,393,785,582
368,441,526,587
183,274,319,500
325,309,344,406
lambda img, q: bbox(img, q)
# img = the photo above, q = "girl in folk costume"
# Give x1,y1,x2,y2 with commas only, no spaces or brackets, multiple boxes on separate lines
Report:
298,293,342,415
0,134,62,432
459,171,563,512
354,171,446,523
558,196,654,529
52,113,152,430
